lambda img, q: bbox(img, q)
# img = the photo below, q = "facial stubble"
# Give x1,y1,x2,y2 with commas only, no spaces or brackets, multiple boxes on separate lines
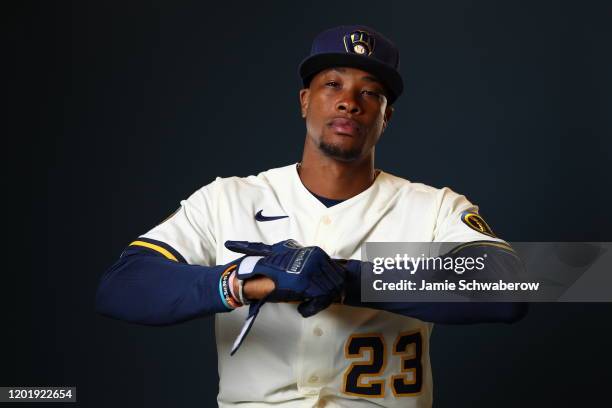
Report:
318,139,363,161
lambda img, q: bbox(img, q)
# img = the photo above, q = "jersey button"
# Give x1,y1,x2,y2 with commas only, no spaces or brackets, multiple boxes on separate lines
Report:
313,327,323,337
322,215,331,225
308,375,319,383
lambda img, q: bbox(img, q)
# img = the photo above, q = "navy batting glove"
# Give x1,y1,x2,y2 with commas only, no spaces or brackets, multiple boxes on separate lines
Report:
297,296,335,317
297,259,364,316
225,240,346,304
335,259,364,306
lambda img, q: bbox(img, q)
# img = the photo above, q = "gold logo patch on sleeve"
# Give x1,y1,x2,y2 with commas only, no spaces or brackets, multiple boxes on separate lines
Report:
461,211,497,238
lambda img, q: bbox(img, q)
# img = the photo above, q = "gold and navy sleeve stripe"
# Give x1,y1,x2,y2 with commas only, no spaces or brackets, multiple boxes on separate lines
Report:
449,240,515,254
126,237,187,263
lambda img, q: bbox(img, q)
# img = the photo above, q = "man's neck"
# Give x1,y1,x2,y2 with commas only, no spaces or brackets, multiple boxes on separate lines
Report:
298,148,377,201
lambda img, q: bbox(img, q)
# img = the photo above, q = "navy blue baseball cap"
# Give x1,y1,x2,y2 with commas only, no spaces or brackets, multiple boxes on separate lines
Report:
299,25,403,104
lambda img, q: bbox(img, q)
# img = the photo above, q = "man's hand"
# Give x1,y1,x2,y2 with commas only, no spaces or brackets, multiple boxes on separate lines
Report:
225,239,346,317
233,275,275,301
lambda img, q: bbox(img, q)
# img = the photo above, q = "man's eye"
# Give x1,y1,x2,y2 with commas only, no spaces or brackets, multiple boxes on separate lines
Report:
362,90,380,97
326,81,340,87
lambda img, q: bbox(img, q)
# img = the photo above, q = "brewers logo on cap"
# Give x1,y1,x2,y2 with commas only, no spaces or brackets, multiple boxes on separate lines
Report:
343,30,375,56
461,211,497,238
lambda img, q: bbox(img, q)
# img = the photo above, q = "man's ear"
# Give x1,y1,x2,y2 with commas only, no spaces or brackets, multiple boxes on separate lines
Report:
382,105,394,131
299,88,310,118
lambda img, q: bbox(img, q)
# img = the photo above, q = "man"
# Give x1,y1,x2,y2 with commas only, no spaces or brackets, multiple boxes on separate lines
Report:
96,25,526,407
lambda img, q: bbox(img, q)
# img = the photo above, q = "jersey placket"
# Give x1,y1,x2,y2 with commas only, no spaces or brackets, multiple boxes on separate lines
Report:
296,209,340,395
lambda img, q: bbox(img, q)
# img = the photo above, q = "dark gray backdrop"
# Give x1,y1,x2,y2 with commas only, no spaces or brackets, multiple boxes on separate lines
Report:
6,1,612,407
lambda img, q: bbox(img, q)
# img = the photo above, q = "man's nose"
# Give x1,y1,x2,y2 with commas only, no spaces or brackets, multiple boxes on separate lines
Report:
336,91,361,114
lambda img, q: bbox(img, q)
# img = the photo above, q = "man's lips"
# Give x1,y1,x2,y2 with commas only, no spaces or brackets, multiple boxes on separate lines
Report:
328,117,361,136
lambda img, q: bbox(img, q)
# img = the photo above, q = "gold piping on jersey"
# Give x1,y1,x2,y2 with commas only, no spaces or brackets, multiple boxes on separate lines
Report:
449,240,516,255
129,240,178,262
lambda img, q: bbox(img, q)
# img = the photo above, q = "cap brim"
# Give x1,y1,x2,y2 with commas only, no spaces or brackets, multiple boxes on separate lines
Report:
298,53,403,104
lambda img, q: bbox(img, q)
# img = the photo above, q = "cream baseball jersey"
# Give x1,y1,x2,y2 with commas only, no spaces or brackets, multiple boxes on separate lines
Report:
139,163,505,408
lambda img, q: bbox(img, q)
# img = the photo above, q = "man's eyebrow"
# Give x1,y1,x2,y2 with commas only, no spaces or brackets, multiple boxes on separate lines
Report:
329,67,383,86
361,75,382,85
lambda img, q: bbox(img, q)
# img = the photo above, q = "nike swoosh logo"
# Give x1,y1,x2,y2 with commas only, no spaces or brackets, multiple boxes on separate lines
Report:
255,210,289,222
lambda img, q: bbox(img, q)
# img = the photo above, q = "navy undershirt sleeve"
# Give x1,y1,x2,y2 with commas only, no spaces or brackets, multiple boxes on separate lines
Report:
342,245,529,324
95,246,238,325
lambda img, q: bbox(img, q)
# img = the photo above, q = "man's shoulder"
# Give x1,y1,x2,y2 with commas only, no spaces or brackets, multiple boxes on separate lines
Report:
377,170,472,212
378,170,451,196
196,163,296,194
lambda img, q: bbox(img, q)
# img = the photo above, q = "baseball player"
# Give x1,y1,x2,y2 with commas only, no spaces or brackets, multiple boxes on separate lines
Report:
96,25,527,407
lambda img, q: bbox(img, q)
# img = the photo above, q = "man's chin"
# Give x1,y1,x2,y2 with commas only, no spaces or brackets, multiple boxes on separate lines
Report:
318,140,362,161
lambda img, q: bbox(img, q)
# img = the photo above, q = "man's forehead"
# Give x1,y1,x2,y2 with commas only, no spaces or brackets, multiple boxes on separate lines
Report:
318,67,382,84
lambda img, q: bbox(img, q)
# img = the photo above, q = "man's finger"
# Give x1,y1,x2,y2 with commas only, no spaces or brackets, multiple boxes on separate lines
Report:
225,241,274,256
298,296,333,318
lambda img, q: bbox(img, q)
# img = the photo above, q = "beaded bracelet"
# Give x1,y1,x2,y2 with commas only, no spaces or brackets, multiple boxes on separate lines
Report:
219,264,242,309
